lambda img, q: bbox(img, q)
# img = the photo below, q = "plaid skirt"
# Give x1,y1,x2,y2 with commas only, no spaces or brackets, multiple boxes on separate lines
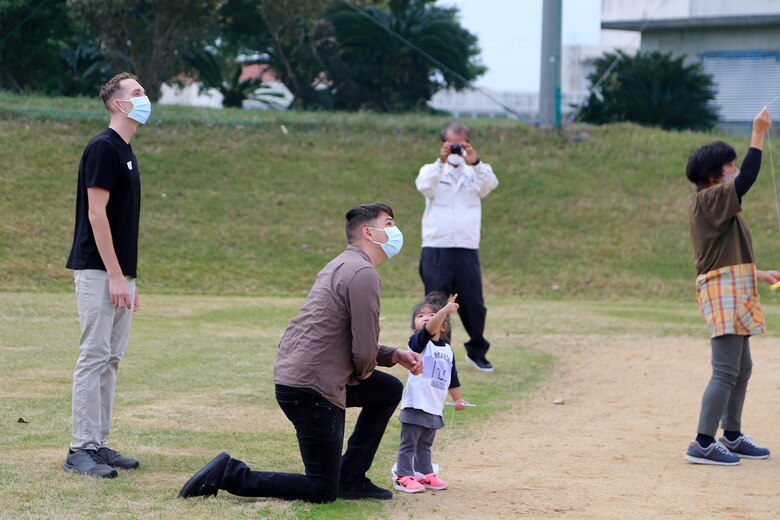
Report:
696,263,765,338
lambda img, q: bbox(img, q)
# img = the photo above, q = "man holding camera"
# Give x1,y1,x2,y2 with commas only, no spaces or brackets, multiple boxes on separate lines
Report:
415,122,499,372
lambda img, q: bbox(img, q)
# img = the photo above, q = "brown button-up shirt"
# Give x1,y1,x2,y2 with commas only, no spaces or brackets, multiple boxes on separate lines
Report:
274,245,397,408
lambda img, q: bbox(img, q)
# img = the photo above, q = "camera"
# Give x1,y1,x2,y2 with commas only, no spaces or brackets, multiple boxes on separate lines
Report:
449,143,464,156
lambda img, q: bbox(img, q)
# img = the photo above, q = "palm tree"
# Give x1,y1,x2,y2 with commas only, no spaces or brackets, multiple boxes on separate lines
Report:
322,0,485,111
60,42,116,97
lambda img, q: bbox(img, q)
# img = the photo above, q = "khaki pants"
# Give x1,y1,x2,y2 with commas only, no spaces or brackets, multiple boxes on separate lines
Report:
71,270,135,451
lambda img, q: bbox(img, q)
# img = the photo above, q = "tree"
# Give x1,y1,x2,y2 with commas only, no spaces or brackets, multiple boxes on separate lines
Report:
323,0,485,111
219,0,386,108
67,0,221,100
215,0,480,111
0,0,74,93
254,0,331,109
577,50,717,131
60,40,116,97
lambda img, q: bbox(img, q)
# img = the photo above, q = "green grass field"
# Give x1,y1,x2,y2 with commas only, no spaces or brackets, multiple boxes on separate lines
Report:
5,93,780,518
1,293,556,519
5,291,780,519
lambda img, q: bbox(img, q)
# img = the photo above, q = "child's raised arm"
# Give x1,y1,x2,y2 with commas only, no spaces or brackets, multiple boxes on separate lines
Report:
424,294,460,337
751,106,771,151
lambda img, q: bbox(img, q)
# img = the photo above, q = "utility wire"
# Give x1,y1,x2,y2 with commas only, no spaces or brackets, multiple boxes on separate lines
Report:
767,132,780,234
567,0,669,123
0,0,54,48
341,0,524,119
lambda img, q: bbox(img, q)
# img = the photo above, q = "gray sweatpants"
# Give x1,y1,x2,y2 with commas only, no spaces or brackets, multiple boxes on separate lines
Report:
396,422,437,477
71,270,135,451
696,334,753,437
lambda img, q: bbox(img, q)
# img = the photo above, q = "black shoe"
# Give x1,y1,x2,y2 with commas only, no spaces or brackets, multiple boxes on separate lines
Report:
465,354,494,372
64,449,118,478
178,452,230,499
339,477,393,500
98,447,140,469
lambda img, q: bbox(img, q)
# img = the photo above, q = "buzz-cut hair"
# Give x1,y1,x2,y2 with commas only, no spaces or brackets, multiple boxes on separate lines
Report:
100,72,137,111
344,203,394,243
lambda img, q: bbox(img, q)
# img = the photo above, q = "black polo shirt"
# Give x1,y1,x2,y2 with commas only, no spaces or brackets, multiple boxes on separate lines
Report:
66,128,141,278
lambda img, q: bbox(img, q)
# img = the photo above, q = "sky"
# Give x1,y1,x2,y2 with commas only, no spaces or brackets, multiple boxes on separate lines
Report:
445,0,603,92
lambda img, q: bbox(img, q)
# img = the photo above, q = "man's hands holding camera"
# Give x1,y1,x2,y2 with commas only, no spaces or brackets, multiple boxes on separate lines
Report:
439,142,479,166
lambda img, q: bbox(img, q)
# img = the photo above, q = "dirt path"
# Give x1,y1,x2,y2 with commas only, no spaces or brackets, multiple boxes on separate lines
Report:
387,334,780,519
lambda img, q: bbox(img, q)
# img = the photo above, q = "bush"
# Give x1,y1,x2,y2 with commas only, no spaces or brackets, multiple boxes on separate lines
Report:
577,50,717,131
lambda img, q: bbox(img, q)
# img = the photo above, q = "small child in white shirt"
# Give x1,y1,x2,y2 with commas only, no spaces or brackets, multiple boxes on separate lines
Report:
394,293,469,493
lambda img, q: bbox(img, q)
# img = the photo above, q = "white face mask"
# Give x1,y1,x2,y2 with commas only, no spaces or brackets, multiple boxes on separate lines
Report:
724,169,740,183
447,154,465,167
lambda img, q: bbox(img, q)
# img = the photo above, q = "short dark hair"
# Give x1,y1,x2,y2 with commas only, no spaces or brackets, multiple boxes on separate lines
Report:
411,292,451,342
440,121,471,142
344,202,394,243
100,72,137,111
685,140,737,188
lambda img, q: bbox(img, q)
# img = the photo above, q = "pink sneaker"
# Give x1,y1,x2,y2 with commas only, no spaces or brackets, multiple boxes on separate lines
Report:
394,475,425,493
418,473,448,490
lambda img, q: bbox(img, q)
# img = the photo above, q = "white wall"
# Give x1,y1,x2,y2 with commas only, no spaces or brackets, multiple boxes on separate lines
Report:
602,0,780,21
642,26,780,61
159,84,223,108
158,82,294,110
689,0,780,17
601,0,688,22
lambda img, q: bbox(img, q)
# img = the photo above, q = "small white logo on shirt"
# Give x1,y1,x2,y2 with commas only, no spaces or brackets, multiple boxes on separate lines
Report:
127,161,133,170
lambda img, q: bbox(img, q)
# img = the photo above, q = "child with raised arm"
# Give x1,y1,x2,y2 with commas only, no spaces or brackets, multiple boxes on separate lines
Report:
684,106,778,465
394,293,469,493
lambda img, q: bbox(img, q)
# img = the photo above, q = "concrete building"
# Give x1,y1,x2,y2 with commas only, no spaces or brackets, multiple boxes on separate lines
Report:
602,0,780,124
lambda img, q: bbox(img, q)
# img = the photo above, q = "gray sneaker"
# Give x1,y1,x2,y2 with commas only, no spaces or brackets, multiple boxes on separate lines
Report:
64,449,118,478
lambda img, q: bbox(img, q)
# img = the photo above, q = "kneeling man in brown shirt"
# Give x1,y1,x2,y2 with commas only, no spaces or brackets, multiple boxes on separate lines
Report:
180,202,422,502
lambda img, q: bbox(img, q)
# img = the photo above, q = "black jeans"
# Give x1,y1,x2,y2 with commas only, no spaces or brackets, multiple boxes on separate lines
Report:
419,247,490,357
220,371,402,503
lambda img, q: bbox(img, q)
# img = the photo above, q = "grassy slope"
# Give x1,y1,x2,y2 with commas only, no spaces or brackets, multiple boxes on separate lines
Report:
3,92,780,301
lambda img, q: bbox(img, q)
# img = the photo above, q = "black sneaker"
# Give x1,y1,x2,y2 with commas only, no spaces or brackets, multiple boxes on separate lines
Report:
178,452,230,499
465,354,494,373
339,477,393,500
98,447,140,469
64,449,118,478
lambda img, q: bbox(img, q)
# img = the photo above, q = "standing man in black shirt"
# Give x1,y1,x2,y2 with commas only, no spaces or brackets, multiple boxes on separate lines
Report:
64,72,151,478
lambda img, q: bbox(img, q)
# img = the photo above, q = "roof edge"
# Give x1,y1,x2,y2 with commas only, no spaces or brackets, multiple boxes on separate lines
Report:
602,14,780,31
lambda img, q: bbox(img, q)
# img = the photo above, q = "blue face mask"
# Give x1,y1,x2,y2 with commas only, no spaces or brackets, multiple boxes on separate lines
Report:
369,226,404,258
119,95,152,124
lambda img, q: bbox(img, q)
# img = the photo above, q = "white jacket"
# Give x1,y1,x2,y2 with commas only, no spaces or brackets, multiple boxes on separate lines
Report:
416,159,498,249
